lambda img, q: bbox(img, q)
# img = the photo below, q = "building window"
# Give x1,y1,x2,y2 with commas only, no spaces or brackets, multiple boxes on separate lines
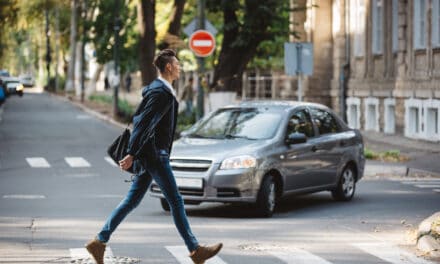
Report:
346,97,361,129
432,0,440,47
384,98,396,134
364,97,380,132
414,0,427,49
392,0,399,52
405,98,423,139
423,99,440,141
351,0,366,56
372,0,384,54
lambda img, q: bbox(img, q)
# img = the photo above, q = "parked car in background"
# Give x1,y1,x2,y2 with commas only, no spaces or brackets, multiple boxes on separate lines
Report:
0,69,10,78
150,100,365,217
5,80,24,97
19,74,35,87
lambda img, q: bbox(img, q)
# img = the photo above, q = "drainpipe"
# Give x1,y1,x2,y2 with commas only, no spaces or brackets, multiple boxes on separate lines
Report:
340,0,350,122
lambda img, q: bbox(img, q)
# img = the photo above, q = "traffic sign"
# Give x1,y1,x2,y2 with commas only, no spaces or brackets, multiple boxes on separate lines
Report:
189,30,216,57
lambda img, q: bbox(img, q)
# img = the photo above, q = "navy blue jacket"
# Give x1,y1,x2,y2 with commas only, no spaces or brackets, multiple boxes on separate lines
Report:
126,79,178,162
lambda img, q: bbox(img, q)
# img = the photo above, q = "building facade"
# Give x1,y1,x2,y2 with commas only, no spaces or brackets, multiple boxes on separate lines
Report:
243,0,440,142
329,0,440,141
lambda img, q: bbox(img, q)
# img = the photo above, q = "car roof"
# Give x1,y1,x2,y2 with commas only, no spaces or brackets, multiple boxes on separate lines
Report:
237,100,329,111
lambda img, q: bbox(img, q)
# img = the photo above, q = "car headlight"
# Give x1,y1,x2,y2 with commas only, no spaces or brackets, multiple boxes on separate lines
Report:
16,84,24,91
220,155,257,170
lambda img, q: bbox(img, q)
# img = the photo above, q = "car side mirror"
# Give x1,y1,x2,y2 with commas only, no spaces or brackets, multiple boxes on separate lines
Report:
286,132,307,145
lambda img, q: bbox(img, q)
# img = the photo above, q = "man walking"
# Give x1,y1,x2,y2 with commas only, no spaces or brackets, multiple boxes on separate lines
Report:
85,49,222,264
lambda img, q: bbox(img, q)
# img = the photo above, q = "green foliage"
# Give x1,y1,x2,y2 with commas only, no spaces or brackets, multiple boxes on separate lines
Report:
364,148,378,160
88,93,135,121
88,0,139,73
176,110,196,139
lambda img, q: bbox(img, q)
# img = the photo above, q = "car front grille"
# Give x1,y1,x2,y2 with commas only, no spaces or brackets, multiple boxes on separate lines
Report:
150,184,204,197
170,159,212,172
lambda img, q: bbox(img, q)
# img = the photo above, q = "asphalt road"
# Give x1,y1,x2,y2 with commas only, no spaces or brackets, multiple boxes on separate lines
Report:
0,92,439,264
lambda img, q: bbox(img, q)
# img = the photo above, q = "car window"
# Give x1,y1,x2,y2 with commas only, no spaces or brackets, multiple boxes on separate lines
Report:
286,109,315,138
310,108,340,135
190,108,283,140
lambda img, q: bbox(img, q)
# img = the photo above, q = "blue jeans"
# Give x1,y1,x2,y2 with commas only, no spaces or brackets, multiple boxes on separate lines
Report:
97,150,199,252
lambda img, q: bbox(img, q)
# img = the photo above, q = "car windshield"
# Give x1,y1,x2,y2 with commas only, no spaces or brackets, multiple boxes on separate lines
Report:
188,108,282,140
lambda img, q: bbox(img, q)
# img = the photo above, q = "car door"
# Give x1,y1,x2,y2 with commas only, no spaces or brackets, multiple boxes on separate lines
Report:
309,107,344,186
280,108,323,191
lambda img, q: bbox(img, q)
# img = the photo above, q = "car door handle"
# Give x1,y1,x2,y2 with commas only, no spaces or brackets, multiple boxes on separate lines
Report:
311,145,318,152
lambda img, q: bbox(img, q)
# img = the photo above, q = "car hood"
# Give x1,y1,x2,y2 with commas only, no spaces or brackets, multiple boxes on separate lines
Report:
171,137,269,163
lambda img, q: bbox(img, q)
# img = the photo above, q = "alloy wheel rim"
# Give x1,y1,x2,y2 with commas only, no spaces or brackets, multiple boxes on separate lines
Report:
342,169,355,197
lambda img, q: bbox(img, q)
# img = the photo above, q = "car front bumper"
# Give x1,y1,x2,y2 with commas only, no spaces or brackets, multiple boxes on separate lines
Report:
149,161,260,203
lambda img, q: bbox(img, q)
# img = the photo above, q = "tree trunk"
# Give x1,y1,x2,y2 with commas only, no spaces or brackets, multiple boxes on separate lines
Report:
212,0,277,93
65,0,78,92
138,0,157,86
158,0,185,50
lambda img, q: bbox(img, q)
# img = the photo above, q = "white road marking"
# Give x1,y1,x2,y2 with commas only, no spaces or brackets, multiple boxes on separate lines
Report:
65,157,91,168
269,248,333,264
3,195,46,199
166,246,227,264
401,181,440,185
105,156,118,167
26,157,51,168
433,189,440,193
193,40,213,47
414,184,440,188
76,114,91,119
352,243,436,264
70,247,114,259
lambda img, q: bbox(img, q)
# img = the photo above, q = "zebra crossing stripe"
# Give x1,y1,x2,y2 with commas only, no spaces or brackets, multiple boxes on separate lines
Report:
69,247,114,260
269,248,333,264
166,246,227,264
65,157,91,168
3,194,46,199
105,156,118,167
433,189,440,193
352,243,436,264
414,184,440,188
26,157,51,168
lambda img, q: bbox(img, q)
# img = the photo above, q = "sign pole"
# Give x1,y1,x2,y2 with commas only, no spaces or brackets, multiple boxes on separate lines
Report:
296,43,302,102
196,0,206,120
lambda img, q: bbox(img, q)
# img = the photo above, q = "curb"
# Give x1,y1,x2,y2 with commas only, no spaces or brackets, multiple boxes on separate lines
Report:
417,212,440,258
364,161,440,179
47,92,127,130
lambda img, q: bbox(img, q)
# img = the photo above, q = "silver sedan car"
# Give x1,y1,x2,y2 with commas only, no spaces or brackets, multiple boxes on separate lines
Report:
150,100,365,217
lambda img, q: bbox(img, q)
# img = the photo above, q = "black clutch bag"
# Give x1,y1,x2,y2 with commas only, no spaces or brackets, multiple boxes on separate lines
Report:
107,128,134,173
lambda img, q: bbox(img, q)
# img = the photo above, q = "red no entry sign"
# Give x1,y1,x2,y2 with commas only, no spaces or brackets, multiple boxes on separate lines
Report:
189,30,216,57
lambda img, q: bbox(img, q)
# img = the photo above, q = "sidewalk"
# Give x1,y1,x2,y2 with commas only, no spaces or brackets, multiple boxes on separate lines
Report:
362,130,440,178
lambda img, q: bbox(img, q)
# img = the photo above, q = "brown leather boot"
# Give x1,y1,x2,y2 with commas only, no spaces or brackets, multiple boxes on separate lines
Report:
85,238,106,264
190,243,223,264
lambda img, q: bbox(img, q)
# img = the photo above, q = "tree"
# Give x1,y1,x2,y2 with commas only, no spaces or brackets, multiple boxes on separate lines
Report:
158,0,186,50
138,0,156,86
0,0,18,63
65,0,78,92
206,0,295,93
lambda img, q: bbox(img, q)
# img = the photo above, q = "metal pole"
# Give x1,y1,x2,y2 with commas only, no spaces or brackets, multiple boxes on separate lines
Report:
45,8,51,90
80,0,87,103
296,43,302,101
196,0,206,120
113,0,120,118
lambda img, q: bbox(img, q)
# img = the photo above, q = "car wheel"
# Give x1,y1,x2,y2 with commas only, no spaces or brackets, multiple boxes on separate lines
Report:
18,91,23,97
255,175,276,218
160,198,170,212
332,165,356,201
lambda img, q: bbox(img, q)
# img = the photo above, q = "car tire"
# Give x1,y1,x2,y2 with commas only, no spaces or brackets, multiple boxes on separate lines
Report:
160,198,170,212
255,175,276,218
331,165,356,201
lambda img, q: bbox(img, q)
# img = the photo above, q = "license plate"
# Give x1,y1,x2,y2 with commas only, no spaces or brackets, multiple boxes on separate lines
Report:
175,177,203,189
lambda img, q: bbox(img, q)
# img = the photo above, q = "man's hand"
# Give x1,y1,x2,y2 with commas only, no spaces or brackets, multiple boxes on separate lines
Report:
119,154,134,171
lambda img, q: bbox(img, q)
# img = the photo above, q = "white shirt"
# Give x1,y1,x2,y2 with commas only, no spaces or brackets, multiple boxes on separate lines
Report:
158,76,176,98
